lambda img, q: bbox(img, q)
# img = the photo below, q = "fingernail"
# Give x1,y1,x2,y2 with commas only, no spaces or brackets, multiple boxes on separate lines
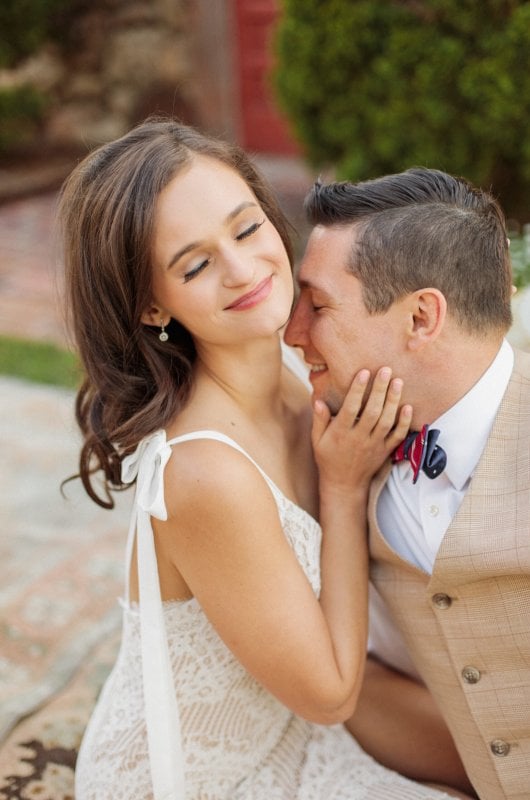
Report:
357,369,370,384
379,367,391,381
391,378,403,393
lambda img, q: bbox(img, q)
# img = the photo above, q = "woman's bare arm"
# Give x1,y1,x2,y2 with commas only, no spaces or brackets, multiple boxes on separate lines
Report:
154,369,410,725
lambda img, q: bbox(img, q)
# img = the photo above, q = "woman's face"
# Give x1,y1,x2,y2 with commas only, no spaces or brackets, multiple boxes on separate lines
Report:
145,155,293,348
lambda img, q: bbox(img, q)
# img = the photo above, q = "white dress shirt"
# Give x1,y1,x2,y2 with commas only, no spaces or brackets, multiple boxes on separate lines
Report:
369,340,514,674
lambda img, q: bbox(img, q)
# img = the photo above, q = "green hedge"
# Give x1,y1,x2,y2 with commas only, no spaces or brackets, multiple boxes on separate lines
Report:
274,0,530,221
0,0,80,67
0,85,48,151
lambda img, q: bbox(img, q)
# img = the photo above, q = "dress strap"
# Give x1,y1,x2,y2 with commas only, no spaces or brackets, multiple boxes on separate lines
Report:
119,429,282,800
166,430,281,497
121,431,185,800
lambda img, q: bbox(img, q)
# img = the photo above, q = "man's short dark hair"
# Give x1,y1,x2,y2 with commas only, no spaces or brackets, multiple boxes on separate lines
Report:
304,168,513,333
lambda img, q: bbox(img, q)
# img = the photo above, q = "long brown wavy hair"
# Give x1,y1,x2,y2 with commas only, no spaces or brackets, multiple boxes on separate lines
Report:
59,118,294,508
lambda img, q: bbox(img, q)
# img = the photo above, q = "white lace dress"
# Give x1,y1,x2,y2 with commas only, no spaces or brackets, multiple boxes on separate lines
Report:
75,364,457,800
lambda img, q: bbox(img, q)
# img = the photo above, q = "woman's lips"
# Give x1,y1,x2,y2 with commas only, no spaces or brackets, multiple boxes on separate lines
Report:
225,275,273,310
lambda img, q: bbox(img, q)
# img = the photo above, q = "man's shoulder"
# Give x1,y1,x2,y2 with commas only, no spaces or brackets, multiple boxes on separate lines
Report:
512,346,530,379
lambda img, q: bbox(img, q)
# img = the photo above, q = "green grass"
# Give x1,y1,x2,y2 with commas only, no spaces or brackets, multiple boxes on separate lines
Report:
0,335,80,388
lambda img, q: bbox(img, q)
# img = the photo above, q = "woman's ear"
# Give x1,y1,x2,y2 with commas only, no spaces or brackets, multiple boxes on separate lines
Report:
140,304,170,327
407,288,447,351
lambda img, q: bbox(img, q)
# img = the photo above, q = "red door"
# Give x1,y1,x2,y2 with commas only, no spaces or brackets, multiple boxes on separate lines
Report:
234,0,300,154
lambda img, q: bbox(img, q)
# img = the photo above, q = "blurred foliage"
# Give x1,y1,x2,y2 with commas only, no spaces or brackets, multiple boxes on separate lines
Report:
0,85,48,150
0,0,91,155
0,0,80,67
274,0,530,220
0,336,80,387
510,231,530,288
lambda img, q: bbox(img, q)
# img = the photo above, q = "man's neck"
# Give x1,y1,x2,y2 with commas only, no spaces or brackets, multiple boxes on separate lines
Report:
410,333,504,428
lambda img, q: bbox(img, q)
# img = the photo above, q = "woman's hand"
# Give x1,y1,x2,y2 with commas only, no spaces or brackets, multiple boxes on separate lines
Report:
312,367,412,495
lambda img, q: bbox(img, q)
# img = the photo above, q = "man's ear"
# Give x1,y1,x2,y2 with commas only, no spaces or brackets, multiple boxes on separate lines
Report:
140,304,170,327
406,288,447,351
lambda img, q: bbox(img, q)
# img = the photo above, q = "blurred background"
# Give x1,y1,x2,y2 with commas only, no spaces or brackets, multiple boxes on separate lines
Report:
0,3,530,797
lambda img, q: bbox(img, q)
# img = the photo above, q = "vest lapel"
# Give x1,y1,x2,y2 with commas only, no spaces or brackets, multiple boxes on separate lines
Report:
370,349,530,585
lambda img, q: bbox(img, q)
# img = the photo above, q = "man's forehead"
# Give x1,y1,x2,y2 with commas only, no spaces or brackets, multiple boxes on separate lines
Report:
297,226,356,288
309,222,357,247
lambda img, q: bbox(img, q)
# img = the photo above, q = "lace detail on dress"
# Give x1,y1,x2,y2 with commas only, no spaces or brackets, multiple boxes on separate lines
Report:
76,483,321,800
270,494,321,596
76,427,457,800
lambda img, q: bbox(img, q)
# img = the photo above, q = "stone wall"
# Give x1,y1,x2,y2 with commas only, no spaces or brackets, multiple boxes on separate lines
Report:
1,0,197,155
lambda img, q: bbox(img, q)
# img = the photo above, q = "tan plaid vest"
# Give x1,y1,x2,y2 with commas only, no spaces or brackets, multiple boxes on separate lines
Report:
369,348,530,800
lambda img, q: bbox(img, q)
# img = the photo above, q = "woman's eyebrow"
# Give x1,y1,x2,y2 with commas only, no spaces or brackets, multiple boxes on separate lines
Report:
166,201,259,270
225,200,258,223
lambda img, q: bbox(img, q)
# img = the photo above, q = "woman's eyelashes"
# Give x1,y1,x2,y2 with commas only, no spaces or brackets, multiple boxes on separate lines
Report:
236,218,265,241
183,257,210,282
182,219,266,282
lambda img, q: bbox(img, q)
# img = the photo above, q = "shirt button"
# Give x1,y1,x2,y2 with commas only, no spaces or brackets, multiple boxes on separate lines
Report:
461,665,481,684
428,504,439,517
490,739,510,757
432,593,452,609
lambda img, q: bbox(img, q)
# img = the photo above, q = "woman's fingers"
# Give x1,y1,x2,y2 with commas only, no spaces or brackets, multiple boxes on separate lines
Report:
313,368,371,448
331,369,370,430
311,398,331,448
352,368,394,433
385,402,413,450
311,366,412,490
335,367,399,437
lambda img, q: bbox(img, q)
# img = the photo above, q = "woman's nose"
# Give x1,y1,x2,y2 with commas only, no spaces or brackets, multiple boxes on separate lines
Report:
222,248,255,286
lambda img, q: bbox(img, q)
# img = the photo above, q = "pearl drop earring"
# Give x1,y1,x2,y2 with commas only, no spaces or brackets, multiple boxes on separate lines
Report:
159,321,169,342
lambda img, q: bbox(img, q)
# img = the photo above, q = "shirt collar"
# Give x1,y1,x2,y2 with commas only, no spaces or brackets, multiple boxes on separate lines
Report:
431,339,514,491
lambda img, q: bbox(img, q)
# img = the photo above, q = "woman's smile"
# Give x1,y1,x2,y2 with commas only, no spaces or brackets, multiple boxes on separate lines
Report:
225,275,274,311
147,155,293,343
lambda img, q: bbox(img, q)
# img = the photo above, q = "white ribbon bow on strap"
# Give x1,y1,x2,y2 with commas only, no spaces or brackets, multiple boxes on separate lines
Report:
122,431,186,800
122,430,172,520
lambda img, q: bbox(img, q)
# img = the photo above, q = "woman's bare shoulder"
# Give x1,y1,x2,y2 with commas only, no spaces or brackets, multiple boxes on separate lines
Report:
162,435,275,521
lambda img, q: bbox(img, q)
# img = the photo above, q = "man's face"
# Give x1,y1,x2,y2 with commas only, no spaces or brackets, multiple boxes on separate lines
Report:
284,224,406,414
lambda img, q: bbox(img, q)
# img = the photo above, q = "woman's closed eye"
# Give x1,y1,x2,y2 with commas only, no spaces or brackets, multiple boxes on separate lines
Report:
183,257,210,283
182,219,266,282
236,219,265,241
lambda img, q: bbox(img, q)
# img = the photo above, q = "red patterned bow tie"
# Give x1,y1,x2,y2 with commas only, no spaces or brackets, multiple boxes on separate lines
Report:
391,424,447,484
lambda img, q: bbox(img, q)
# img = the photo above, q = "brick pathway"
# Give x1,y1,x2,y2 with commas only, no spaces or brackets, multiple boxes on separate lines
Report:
0,192,67,346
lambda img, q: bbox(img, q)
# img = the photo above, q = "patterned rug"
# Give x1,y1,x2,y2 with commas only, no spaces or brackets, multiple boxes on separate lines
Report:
0,632,120,800
0,377,131,798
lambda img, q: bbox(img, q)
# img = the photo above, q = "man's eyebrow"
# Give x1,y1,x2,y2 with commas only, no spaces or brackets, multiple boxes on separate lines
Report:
166,201,259,270
298,277,325,293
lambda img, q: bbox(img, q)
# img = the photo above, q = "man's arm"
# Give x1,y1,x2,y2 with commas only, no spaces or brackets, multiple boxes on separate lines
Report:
345,656,477,797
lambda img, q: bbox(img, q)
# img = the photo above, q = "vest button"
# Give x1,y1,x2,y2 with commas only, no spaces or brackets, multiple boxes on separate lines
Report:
432,593,452,609
461,665,481,684
490,739,510,757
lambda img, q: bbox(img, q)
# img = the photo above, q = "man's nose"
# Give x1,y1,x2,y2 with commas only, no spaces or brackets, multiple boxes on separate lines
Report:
284,298,309,347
